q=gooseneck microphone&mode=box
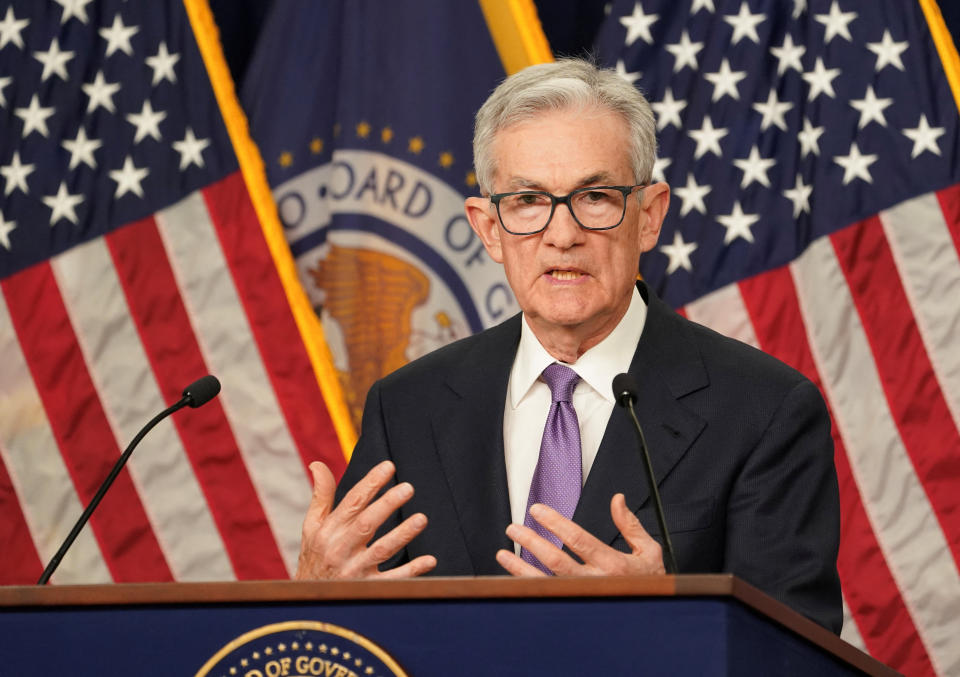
[612,373,678,574]
[37,375,222,585]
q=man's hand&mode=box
[495,493,665,576]
[295,460,437,580]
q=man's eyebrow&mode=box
[501,172,619,191]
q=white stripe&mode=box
[880,192,960,432]
[155,189,309,575]
[51,239,236,582]
[791,237,960,676]
[840,596,867,653]
[682,282,760,348]
[0,292,112,584]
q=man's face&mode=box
[466,107,669,350]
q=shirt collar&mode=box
[509,285,647,407]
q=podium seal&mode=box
[195,621,408,677]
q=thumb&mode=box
[610,493,656,553]
[307,461,337,520]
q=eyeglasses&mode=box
[488,185,645,235]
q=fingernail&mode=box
[411,513,427,528]
[529,504,544,518]
[398,482,413,498]
[375,461,393,477]
[505,523,519,538]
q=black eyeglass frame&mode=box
[488,184,647,235]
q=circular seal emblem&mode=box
[195,621,408,677]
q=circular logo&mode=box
[195,621,408,677]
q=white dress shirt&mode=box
[503,286,647,533]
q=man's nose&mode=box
[542,202,584,248]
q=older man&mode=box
[296,59,842,633]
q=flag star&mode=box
[82,71,122,114]
[619,3,658,46]
[849,85,892,129]
[704,58,746,102]
[733,146,776,188]
[651,88,686,130]
[802,57,841,101]
[770,34,805,75]
[0,6,29,50]
[126,100,166,143]
[752,89,793,132]
[691,0,714,12]
[815,1,856,45]
[660,231,697,274]
[14,95,55,138]
[54,0,94,24]
[1,151,34,195]
[61,127,102,170]
[33,38,75,82]
[798,118,825,157]
[723,2,765,46]
[867,30,908,72]
[652,156,671,183]
[42,181,84,225]
[109,156,149,198]
[834,142,877,185]
[902,114,945,158]
[792,0,806,18]
[99,13,139,57]
[665,30,703,73]
[674,173,711,216]
[146,41,180,85]
[0,75,11,107]
[717,201,759,244]
[689,116,728,159]
[783,175,813,217]
[614,59,641,85]
[173,127,211,169]
[0,209,15,250]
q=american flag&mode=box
[0,0,347,585]
[596,1,960,674]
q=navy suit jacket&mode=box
[336,282,842,633]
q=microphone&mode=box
[37,375,222,585]
[612,373,678,574]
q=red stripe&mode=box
[936,182,960,257]
[107,215,288,579]
[738,267,936,676]
[831,216,960,569]
[0,447,43,584]
[1,265,172,583]
[202,173,346,478]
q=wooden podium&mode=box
[0,575,896,676]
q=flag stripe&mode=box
[832,215,960,568]
[0,293,112,585]
[51,239,236,582]
[937,183,960,258]
[791,238,960,677]
[1,265,172,583]
[154,185,309,575]
[738,266,937,676]
[202,173,345,477]
[683,283,759,348]
[106,213,288,580]
[0,445,42,585]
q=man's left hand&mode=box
[495,493,665,576]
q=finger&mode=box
[304,461,337,522]
[362,512,429,567]
[527,503,612,569]
[354,481,416,543]
[505,522,581,575]
[495,548,547,577]
[610,493,658,553]
[376,555,437,579]
[329,460,396,528]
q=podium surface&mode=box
[0,575,895,676]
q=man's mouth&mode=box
[547,269,585,281]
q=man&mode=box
[296,59,842,633]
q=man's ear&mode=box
[638,182,670,253]
[465,196,504,263]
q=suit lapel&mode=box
[430,316,519,574]
[574,284,708,545]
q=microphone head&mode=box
[182,375,221,408]
[612,372,638,408]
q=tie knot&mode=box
[541,363,580,403]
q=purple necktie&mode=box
[521,363,582,573]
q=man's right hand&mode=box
[295,460,437,579]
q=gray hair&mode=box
[472,58,657,194]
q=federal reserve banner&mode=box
[241,1,548,433]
